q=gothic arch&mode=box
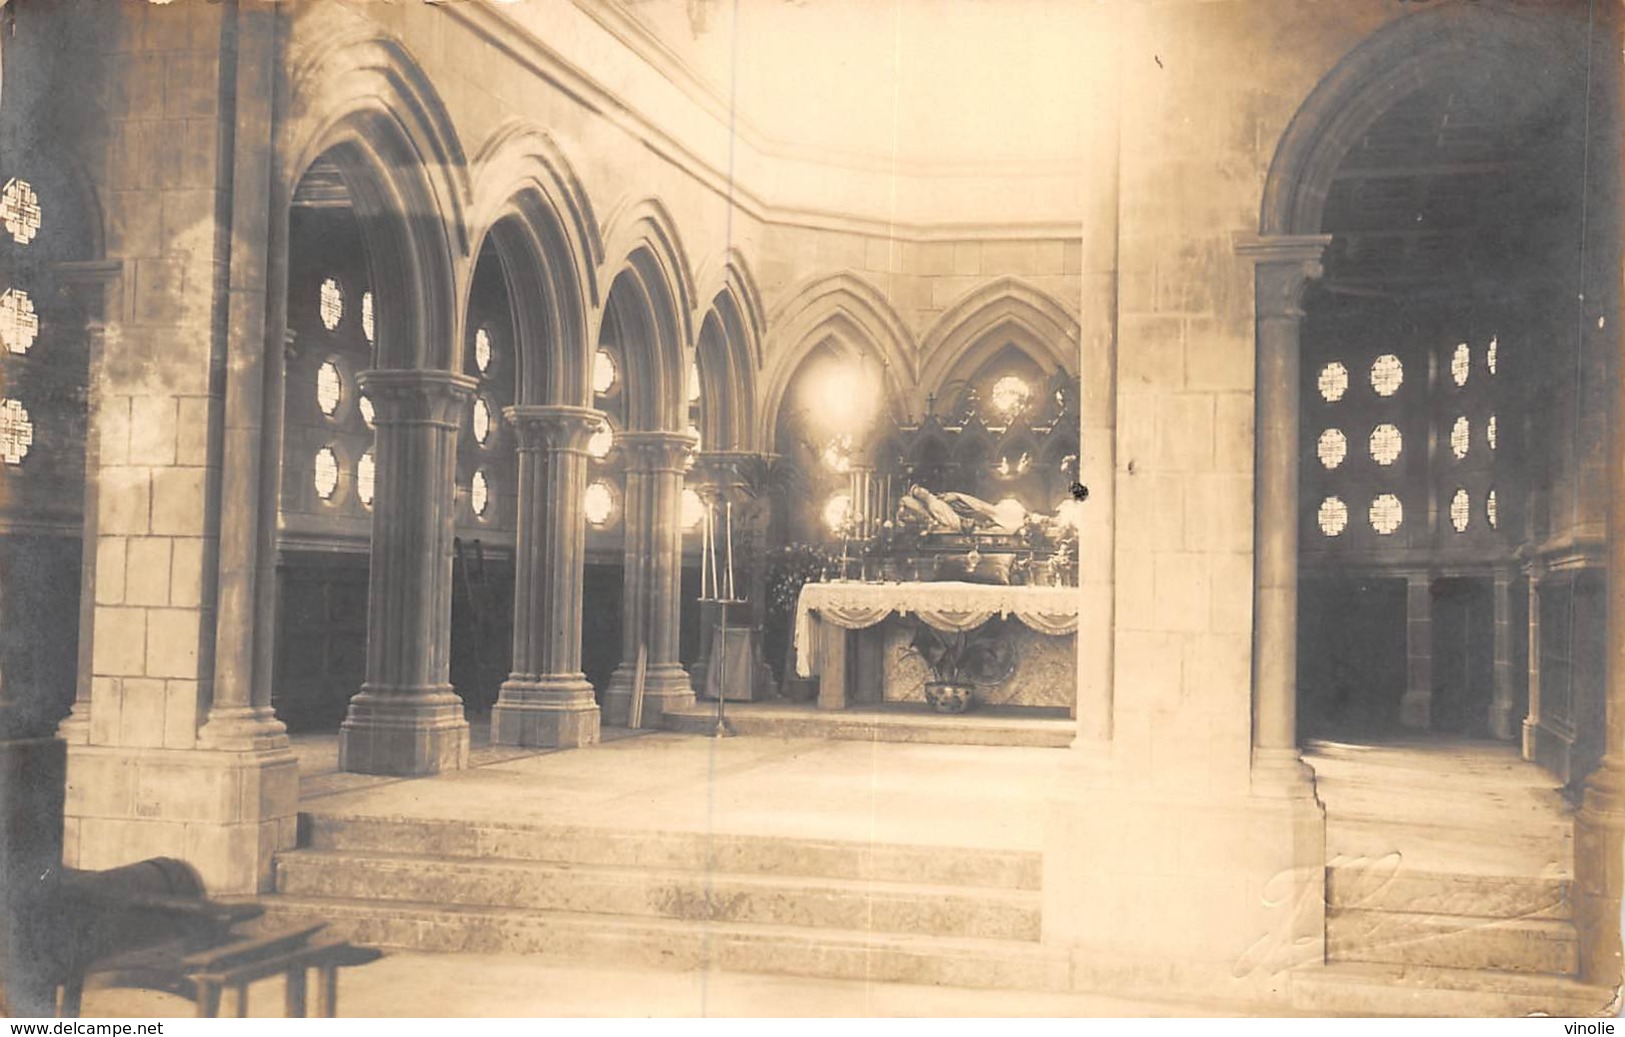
[916,277,1080,411]
[468,122,604,408]
[596,197,696,350]
[757,272,916,450]
[691,252,764,452]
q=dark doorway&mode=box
[1298,575,1407,742]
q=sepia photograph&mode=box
[0,0,1621,1021]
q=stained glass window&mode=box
[1370,354,1403,397]
[472,397,492,446]
[357,450,375,507]
[1318,496,1348,537]
[1317,428,1347,470]
[1369,493,1403,535]
[1450,488,1470,533]
[821,434,852,473]
[823,492,853,534]
[990,375,1033,419]
[586,480,617,526]
[474,327,492,374]
[358,393,375,428]
[681,487,705,531]
[1487,489,1499,530]
[1486,336,1498,375]
[313,446,339,500]
[0,398,33,465]
[0,288,39,355]
[1318,362,1349,403]
[1,179,40,245]
[587,420,613,460]
[593,349,618,395]
[1487,414,1497,451]
[1451,416,1470,460]
[319,277,343,331]
[1451,343,1471,388]
[316,360,342,417]
[470,470,490,517]
[361,290,375,345]
[1369,423,1403,466]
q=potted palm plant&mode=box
[903,619,1018,713]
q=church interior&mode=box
[0,0,1622,1018]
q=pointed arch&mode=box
[691,251,764,452]
[758,272,916,450]
[596,197,696,353]
[692,248,765,371]
[279,27,470,371]
[917,277,1081,408]
[468,122,603,407]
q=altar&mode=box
[793,581,1079,715]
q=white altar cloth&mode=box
[793,580,1079,679]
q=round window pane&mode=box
[1318,362,1349,403]
[1369,423,1402,466]
[316,360,342,417]
[586,480,616,527]
[361,290,375,345]
[0,398,34,465]
[990,374,1033,420]
[474,327,492,374]
[1487,488,1499,530]
[0,288,39,355]
[687,361,702,404]
[1318,496,1348,537]
[821,435,852,473]
[313,446,340,500]
[823,492,853,534]
[1487,414,1497,451]
[1317,428,1347,470]
[587,421,614,460]
[593,349,618,395]
[1,178,41,245]
[472,397,492,446]
[1450,488,1470,533]
[1369,493,1403,536]
[357,450,376,508]
[1370,354,1403,397]
[1487,336,1498,375]
[358,393,375,428]
[319,277,343,331]
[470,470,490,517]
[1451,343,1471,388]
[681,487,705,531]
[1451,415,1470,460]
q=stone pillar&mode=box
[491,405,603,748]
[339,369,476,775]
[1488,570,1517,741]
[603,430,697,727]
[1522,564,1546,761]
[1400,572,1433,730]
[1242,235,1330,793]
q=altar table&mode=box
[793,581,1079,712]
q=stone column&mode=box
[1488,570,1517,741]
[491,405,603,748]
[603,430,697,726]
[1400,572,1433,730]
[1239,235,1329,793]
[339,369,476,775]
[1522,563,1546,761]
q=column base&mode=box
[602,663,696,728]
[492,676,600,748]
[339,685,469,776]
[1487,701,1516,742]
[63,741,298,895]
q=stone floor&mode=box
[295,725,1060,851]
[78,954,1234,1017]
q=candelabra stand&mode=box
[699,592,746,737]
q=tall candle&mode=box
[705,501,718,600]
[725,501,736,600]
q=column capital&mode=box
[691,449,774,491]
[505,404,605,453]
[1235,234,1332,319]
[618,429,698,473]
[357,368,477,426]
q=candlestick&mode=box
[705,501,719,600]
[725,501,736,600]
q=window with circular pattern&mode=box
[1369,493,1403,535]
[474,327,492,375]
[1,179,41,245]
[361,290,375,346]
[822,491,853,534]
[316,360,342,417]
[358,393,375,428]
[470,469,491,518]
[585,479,617,527]
[357,450,376,508]
[0,398,34,465]
[1317,428,1347,470]
[313,446,340,500]
[1317,362,1349,403]
[1487,414,1497,451]
[1318,496,1348,537]
[593,349,618,396]
[1450,416,1470,460]
[1450,488,1470,533]
[0,288,38,355]
[1451,343,1471,388]
[1369,423,1402,466]
[1486,336,1498,375]
[681,487,705,531]
[587,420,614,461]
[990,374,1033,420]
[319,277,343,331]
[1370,354,1403,397]
[472,397,493,447]
[1487,488,1499,530]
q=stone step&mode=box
[1328,909,1579,975]
[274,850,1040,941]
[661,705,1074,749]
[1313,776,1572,831]
[254,895,1072,993]
[1327,862,1571,920]
[1323,817,1571,879]
[1290,961,1617,1018]
[302,814,1042,891]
